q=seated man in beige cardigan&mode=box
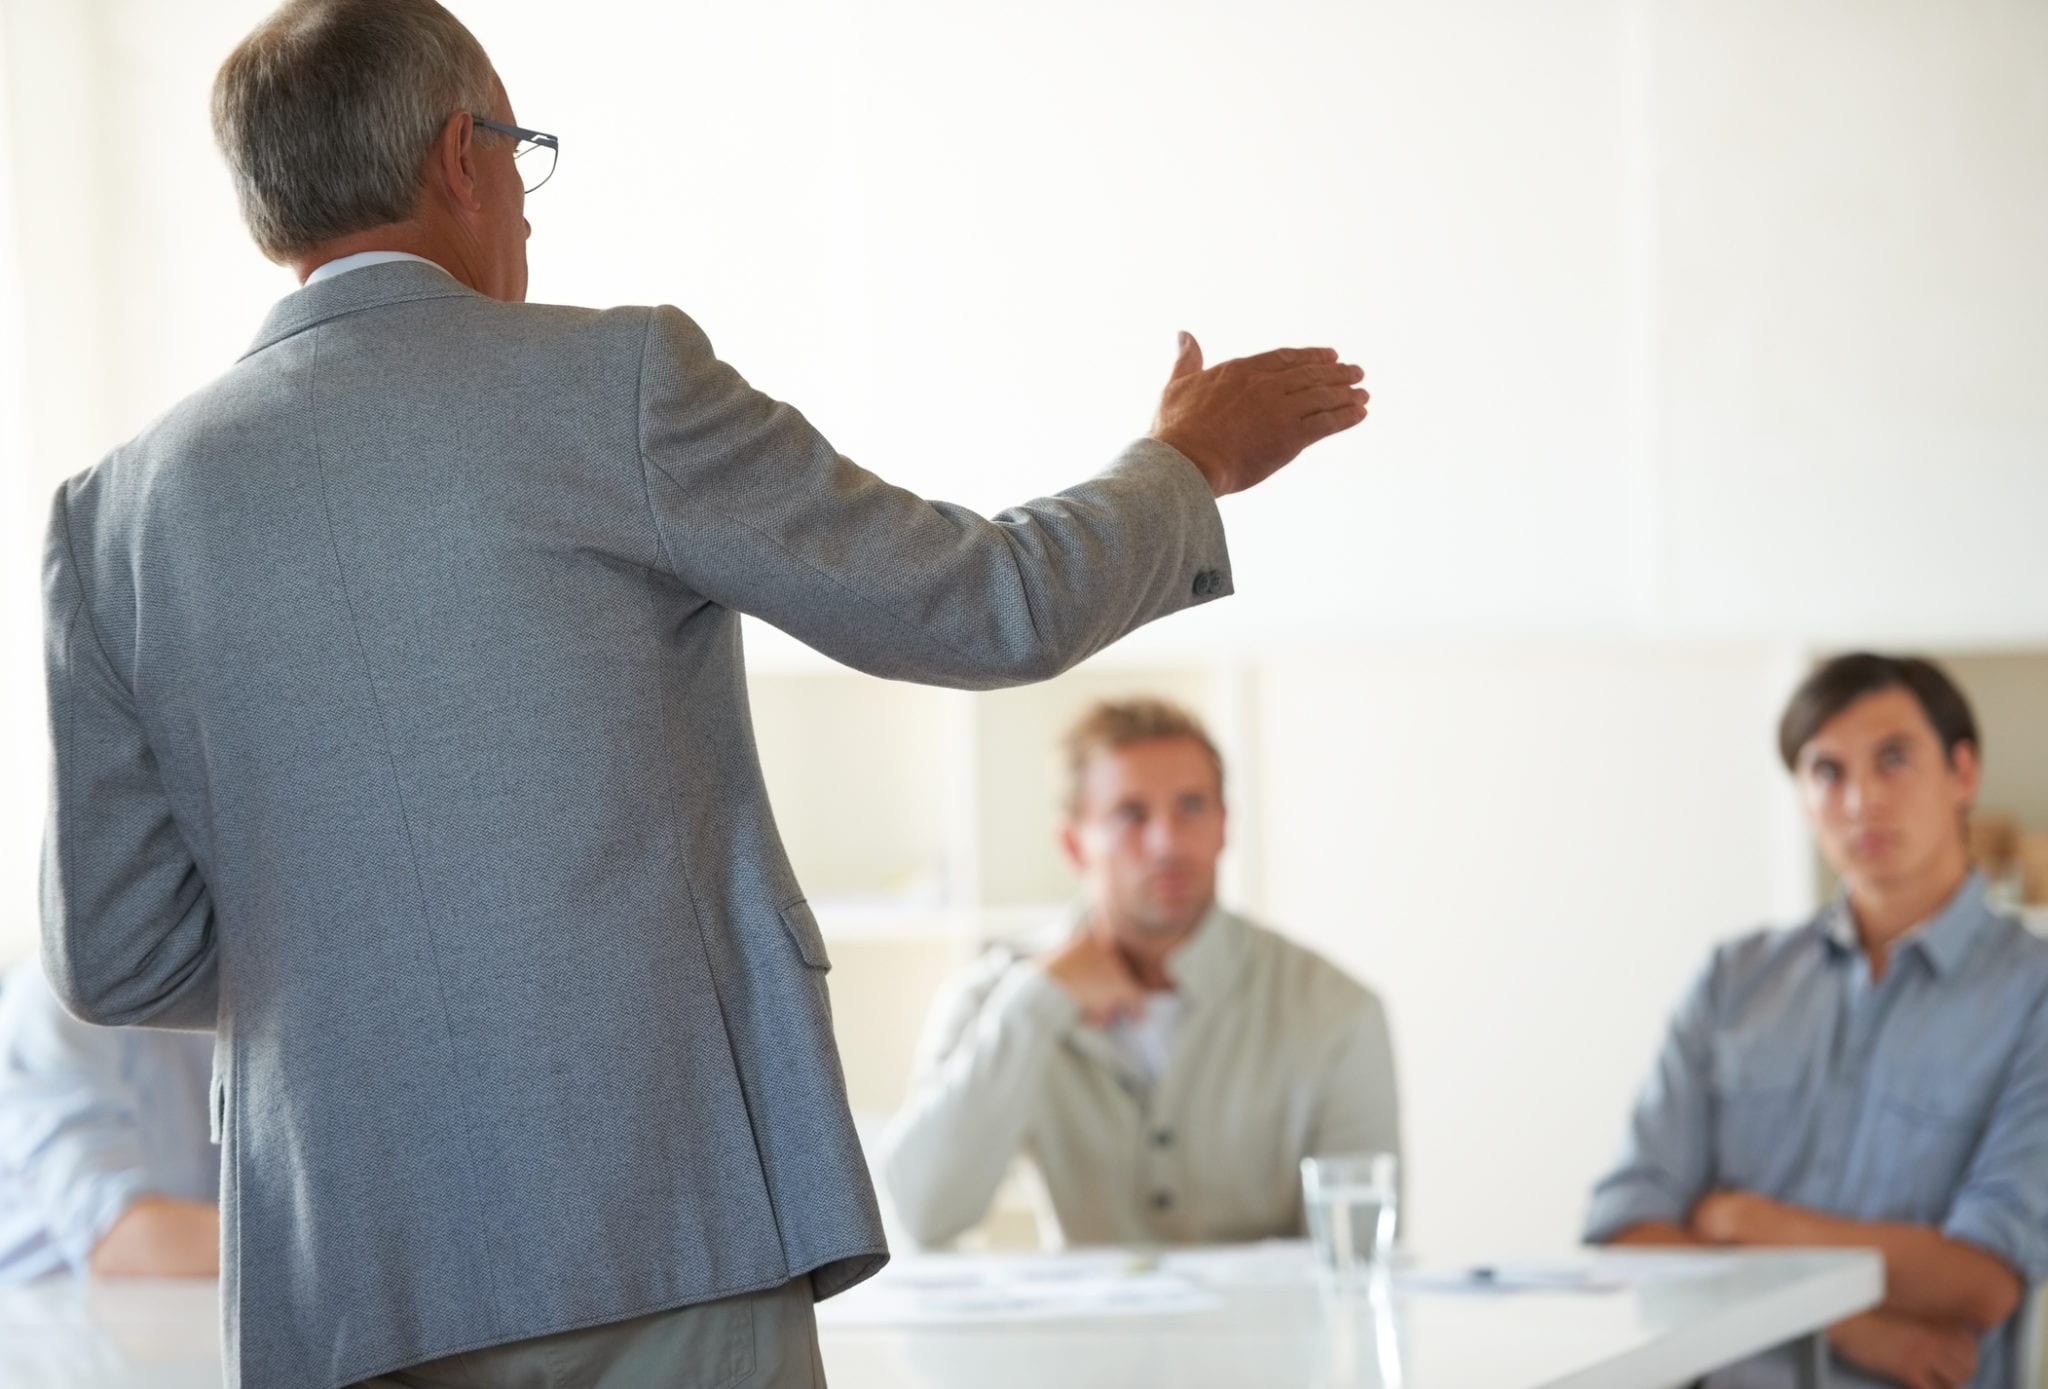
[880,698,1401,1248]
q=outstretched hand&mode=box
[1148,332,1368,497]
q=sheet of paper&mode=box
[1399,1253,1721,1295]
[818,1252,1222,1326]
[820,1244,1723,1325]
[1155,1239,1320,1283]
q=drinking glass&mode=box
[1301,1151,1399,1286]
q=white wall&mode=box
[0,0,44,975]
[1251,640,1811,1256]
[2,0,2044,1262]
[1652,0,2048,645]
[14,0,2048,645]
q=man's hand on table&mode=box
[1149,333,1368,497]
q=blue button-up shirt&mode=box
[1586,874,2048,1388]
[0,961,217,1282]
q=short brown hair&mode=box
[1777,653,1980,771]
[213,0,500,262]
[1061,698,1224,816]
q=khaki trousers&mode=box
[350,1278,822,1389]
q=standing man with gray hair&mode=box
[39,2,1371,1386]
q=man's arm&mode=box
[41,486,218,1030]
[88,1195,219,1277]
[1610,1170,1987,1383]
[1584,954,1721,1246]
[878,957,1081,1248]
[1936,980,2048,1319]
[1691,1191,2022,1331]
[0,966,216,1277]
[1614,1196,1984,1382]
[1690,987,2048,1333]
[1827,1311,1979,1389]
[634,309,1363,690]
[1604,1221,1700,1247]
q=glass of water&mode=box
[1301,1151,1399,1287]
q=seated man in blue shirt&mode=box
[1587,653,2048,1389]
[0,959,218,1281]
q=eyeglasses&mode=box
[472,117,559,194]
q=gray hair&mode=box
[212,0,500,263]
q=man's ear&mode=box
[1058,820,1085,872]
[427,110,483,214]
[1950,738,1983,805]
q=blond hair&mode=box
[1060,698,1224,816]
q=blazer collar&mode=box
[241,259,481,360]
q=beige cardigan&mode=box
[879,906,1401,1248]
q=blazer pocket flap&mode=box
[779,899,831,972]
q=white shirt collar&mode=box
[303,250,443,286]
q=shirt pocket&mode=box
[1857,1068,1994,1221]
[1709,1041,1808,1190]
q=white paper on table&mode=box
[1155,1238,1320,1283]
[1400,1252,1721,1295]
[818,1252,1222,1327]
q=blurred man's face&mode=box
[1795,687,1978,896]
[1061,737,1226,942]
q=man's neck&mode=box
[290,219,480,293]
[1093,904,1208,992]
[1845,854,1971,976]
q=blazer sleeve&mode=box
[632,305,1232,688]
[40,486,219,1031]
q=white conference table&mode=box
[0,1245,1879,1389]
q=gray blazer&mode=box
[40,260,1231,1389]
